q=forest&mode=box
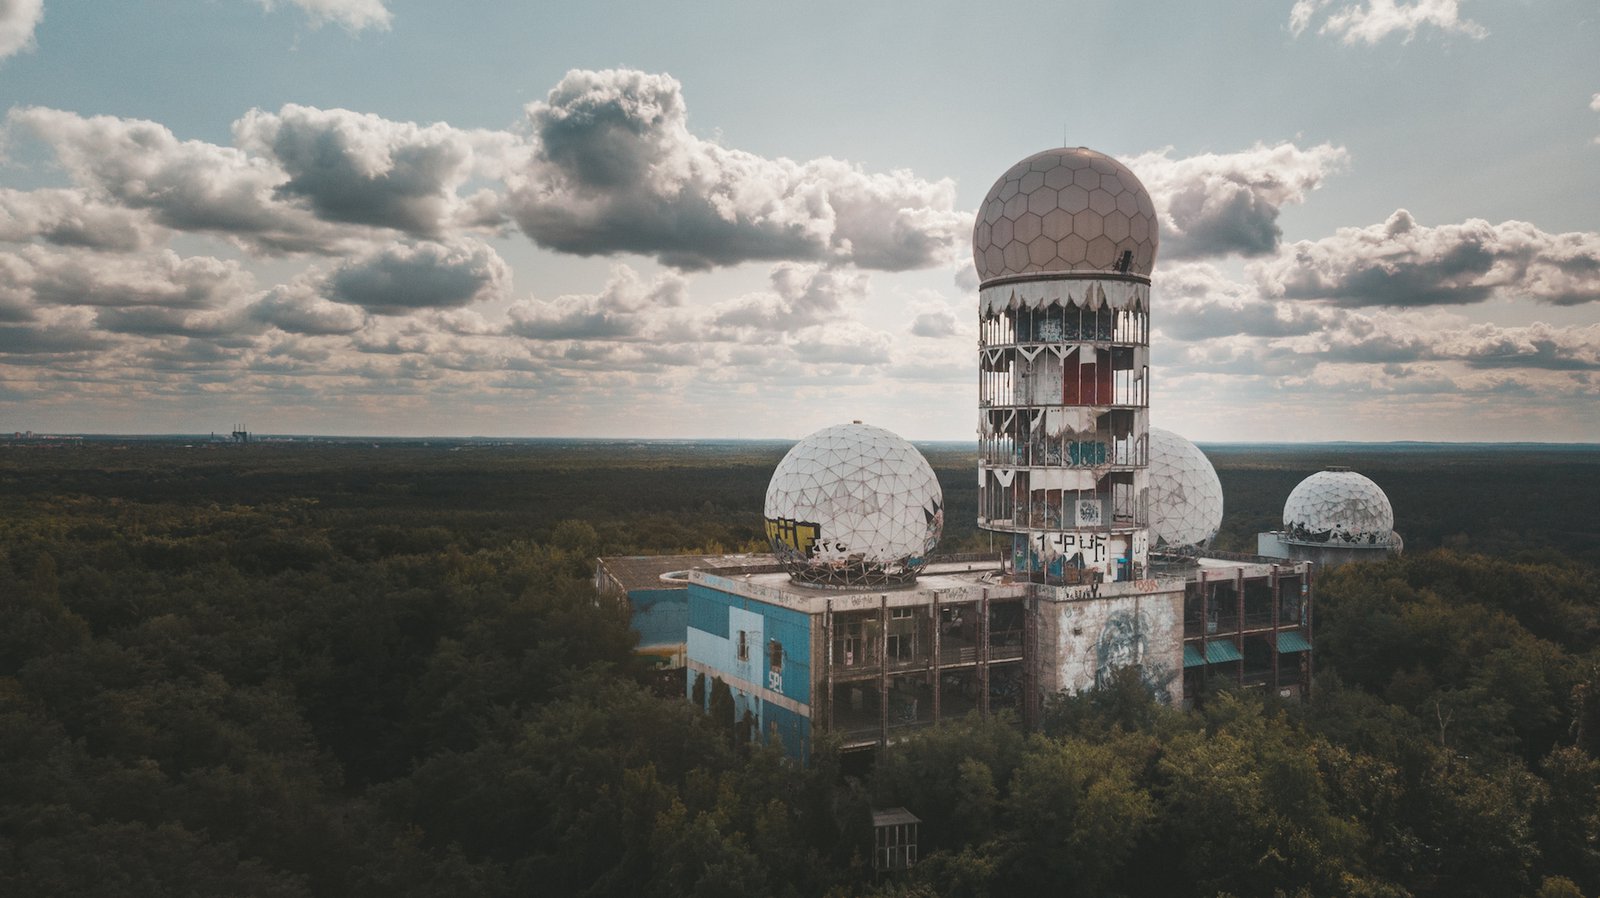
[2,438,1599,897]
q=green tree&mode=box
[996,734,1156,896]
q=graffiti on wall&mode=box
[1094,608,1175,703]
[765,516,821,560]
[1016,530,1114,580]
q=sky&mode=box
[0,0,1597,442]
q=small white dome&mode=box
[764,422,943,586]
[1147,428,1223,549]
[1283,468,1394,546]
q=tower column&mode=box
[973,148,1159,587]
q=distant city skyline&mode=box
[1,1,1596,442]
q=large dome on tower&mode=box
[972,147,1159,285]
[763,422,943,587]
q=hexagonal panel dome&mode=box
[1147,428,1224,549]
[973,147,1159,285]
[764,422,943,587]
[1282,468,1395,546]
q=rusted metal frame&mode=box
[1306,567,1316,700]
[978,589,991,716]
[931,595,942,725]
[1235,567,1246,687]
[824,600,835,733]
[1198,571,1209,691]
[1270,565,1281,692]
[1022,595,1038,728]
[878,595,889,746]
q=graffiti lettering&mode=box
[1060,582,1101,601]
[767,669,783,693]
[765,517,821,558]
[1134,578,1159,593]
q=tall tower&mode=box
[974,148,1159,585]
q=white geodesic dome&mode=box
[1147,427,1223,549]
[973,147,1160,284]
[1282,468,1395,546]
[763,422,943,586]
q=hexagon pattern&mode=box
[1282,469,1395,544]
[1147,428,1224,549]
[974,147,1159,284]
[764,423,943,585]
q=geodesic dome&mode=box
[763,422,943,587]
[973,147,1159,285]
[1147,427,1223,549]
[1282,468,1395,546]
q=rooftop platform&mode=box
[594,553,779,594]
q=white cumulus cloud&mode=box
[234,105,512,237]
[507,265,687,341]
[508,68,966,271]
[260,0,391,32]
[0,0,42,60]
[324,238,510,315]
[1255,209,1600,307]
[1290,0,1487,45]
[1124,142,1349,259]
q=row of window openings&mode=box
[731,618,928,673]
[736,630,784,670]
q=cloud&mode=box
[0,0,42,60]
[234,105,509,236]
[1,246,252,310]
[1255,210,1600,307]
[10,73,965,275]
[709,264,865,333]
[508,68,966,271]
[507,264,686,340]
[1124,142,1348,259]
[1285,312,1600,372]
[909,306,958,338]
[1155,262,1343,341]
[1437,322,1600,371]
[247,284,365,335]
[0,188,162,251]
[1289,0,1487,45]
[325,238,510,315]
[0,324,105,354]
[260,0,392,32]
[1148,257,1600,415]
[8,107,359,255]
[1592,93,1600,145]
[91,305,243,338]
[1151,249,1600,422]
[789,321,892,366]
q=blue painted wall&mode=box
[686,581,816,760]
[628,587,688,649]
[762,700,810,759]
[686,583,812,706]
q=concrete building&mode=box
[600,548,1311,757]
[597,148,1318,761]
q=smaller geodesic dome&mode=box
[1282,467,1395,547]
[764,422,943,587]
[1146,427,1223,549]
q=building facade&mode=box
[657,553,1312,758]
